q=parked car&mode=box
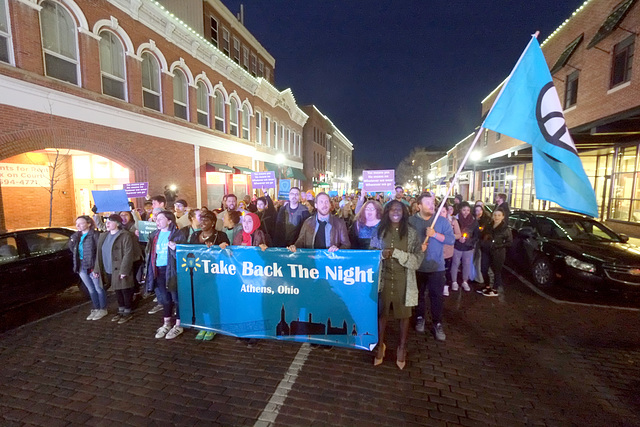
[506,210,640,292]
[0,227,79,310]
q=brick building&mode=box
[440,0,640,231]
[0,0,310,229]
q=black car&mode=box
[507,210,640,292]
[0,227,79,310]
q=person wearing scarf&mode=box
[233,212,268,250]
[450,202,480,292]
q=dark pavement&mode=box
[1,272,639,427]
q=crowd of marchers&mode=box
[68,186,511,369]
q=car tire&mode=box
[532,255,554,288]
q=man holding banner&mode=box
[289,192,351,252]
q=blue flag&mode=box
[483,36,598,217]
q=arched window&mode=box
[40,0,78,84]
[242,105,250,140]
[99,30,125,100]
[196,81,209,126]
[141,52,161,111]
[0,0,12,64]
[214,90,225,132]
[173,68,188,120]
[229,98,239,137]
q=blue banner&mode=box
[176,245,380,350]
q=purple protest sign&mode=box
[251,171,277,189]
[123,182,149,198]
[362,170,395,192]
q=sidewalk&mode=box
[1,273,639,426]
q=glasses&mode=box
[364,207,377,211]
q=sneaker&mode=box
[148,304,163,315]
[155,324,171,339]
[433,323,446,341]
[195,330,207,340]
[443,285,450,297]
[461,282,471,292]
[415,316,425,333]
[451,282,459,291]
[481,288,499,297]
[246,338,258,348]
[165,325,183,340]
[153,296,158,303]
[203,331,216,341]
[111,313,123,322]
[92,309,108,320]
[117,313,132,324]
[86,309,97,320]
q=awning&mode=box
[233,166,254,175]
[263,162,279,172]
[287,167,306,181]
[206,162,234,173]
[315,182,330,188]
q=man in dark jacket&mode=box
[274,187,310,247]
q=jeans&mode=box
[481,248,505,289]
[451,249,474,283]
[115,288,134,312]
[79,269,107,310]
[153,266,178,318]
[416,271,445,324]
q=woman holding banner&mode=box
[350,199,382,249]
[189,210,229,248]
[370,200,423,370]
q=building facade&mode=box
[437,0,640,233]
[0,0,311,229]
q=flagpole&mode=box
[423,31,540,247]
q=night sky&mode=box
[223,1,585,168]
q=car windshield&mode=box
[535,216,622,242]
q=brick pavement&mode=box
[1,273,639,427]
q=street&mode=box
[1,271,639,427]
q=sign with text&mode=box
[362,169,395,192]
[251,171,276,189]
[123,182,149,198]
[0,163,50,187]
[137,220,157,242]
[176,245,380,350]
[278,179,292,200]
[92,189,130,212]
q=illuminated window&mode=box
[99,31,126,100]
[214,90,225,132]
[173,68,188,120]
[72,155,91,179]
[230,98,239,136]
[196,81,209,126]
[141,52,161,111]
[40,0,78,84]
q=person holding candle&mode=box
[450,202,480,292]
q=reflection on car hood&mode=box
[551,240,640,265]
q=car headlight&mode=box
[564,256,595,273]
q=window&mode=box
[483,129,488,146]
[209,16,218,47]
[173,68,188,120]
[40,1,78,84]
[496,132,501,142]
[611,35,634,88]
[258,60,264,77]
[265,67,271,81]
[99,31,125,100]
[196,81,209,126]
[280,126,285,151]
[0,237,18,265]
[265,116,270,147]
[287,129,291,153]
[222,28,230,56]
[230,98,239,136]
[242,105,250,140]
[242,46,249,70]
[214,90,225,131]
[0,0,11,64]
[255,111,261,144]
[273,121,278,149]
[565,70,579,108]
[250,53,257,76]
[232,37,240,64]
[141,52,161,111]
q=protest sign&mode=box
[362,169,395,192]
[176,245,380,350]
[137,220,157,242]
[251,171,276,189]
[92,189,130,212]
[123,182,149,198]
[278,179,291,200]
